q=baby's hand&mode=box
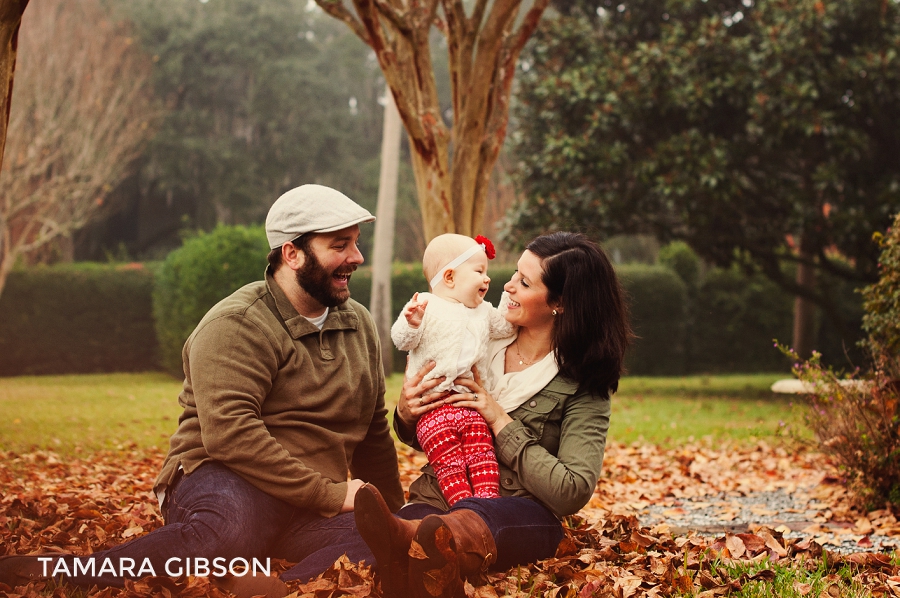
[404,292,428,328]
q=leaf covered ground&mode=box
[1,440,898,598]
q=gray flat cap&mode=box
[265,184,375,249]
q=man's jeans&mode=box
[60,462,368,587]
[57,462,563,586]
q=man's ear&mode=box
[281,242,306,271]
[442,268,456,288]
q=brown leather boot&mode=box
[407,510,497,598]
[0,555,56,588]
[354,484,420,598]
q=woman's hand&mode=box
[396,359,448,429]
[445,366,514,436]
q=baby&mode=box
[391,233,515,506]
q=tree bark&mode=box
[0,0,28,298]
[371,85,402,375]
[0,0,26,170]
[317,0,550,242]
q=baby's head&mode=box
[423,234,491,308]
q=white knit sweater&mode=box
[391,292,516,393]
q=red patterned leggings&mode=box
[416,403,501,506]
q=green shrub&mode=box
[785,345,900,508]
[784,214,900,508]
[862,216,900,362]
[153,225,270,374]
[0,263,157,375]
[658,241,701,290]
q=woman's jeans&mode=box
[57,462,563,586]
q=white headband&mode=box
[429,243,486,290]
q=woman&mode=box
[353,231,632,598]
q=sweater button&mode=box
[529,400,537,407]
[503,478,513,485]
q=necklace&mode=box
[514,339,546,366]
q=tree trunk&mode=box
[792,237,817,359]
[371,85,402,375]
[0,0,28,298]
[317,0,550,243]
[0,0,26,169]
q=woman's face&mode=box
[503,250,557,330]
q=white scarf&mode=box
[487,335,559,413]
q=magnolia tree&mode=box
[0,0,157,296]
[314,0,550,240]
[508,0,900,355]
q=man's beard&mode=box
[295,250,356,308]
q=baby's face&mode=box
[442,251,490,308]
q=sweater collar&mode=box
[265,268,359,338]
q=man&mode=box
[0,185,404,596]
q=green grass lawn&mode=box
[0,371,803,455]
[611,373,804,445]
[0,372,184,453]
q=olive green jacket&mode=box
[155,271,404,517]
[396,375,611,518]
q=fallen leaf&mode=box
[725,534,746,559]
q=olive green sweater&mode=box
[155,271,404,517]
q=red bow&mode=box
[475,235,496,260]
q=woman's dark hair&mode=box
[526,232,633,396]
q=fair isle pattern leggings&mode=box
[416,403,501,505]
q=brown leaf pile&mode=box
[590,440,900,545]
[482,514,899,598]
[1,441,898,598]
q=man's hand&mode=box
[340,479,366,513]
[403,292,428,328]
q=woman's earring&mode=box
[552,309,558,316]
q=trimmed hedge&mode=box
[618,265,688,375]
[691,268,794,373]
[0,263,157,375]
[0,247,864,377]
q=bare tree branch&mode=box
[508,0,551,56]
[372,0,411,34]
[469,0,490,32]
[313,0,371,44]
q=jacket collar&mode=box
[265,268,359,338]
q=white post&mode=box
[370,84,402,375]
